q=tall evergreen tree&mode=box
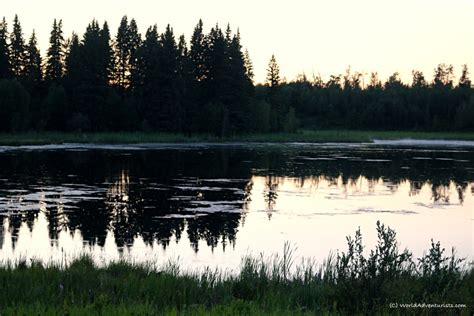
[243,48,254,83]
[189,19,207,83]
[115,16,129,88]
[45,19,65,83]
[177,34,189,76]
[64,20,114,130]
[177,34,193,132]
[200,24,229,135]
[64,33,82,121]
[187,20,209,132]
[79,20,112,87]
[265,54,283,131]
[64,33,80,82]
[115,16,141,91]
[0,17,11,79]
[24,31,42,85]
[133,25,161,129]
[127,19,141,76]
[205,24,227,103]
[9,15,26,77]
[23,30,44,130]
[99,22,114,83]
[266,54,280,88]
[158,25,181,131]
[225,29,253,132]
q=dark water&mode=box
[0,143,473,268]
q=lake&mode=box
[0,142,473,270]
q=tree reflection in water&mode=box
[0,145,472,255]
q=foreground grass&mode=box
[1,130,474,146]
[0,222,472,315]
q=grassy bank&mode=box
[1,130,474,146]
[0,222,472,315]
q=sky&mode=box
[3,0,474,84]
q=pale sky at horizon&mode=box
[2,0,474,84]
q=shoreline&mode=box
[0,231,472,315]
[1,130,474,146]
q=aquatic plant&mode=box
[0,222,472,315]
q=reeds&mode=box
[0,222,472,315]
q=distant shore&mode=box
[1,130,474,146]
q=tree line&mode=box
[0,15,472,134]
[259,63,474,131]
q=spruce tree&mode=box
[201,24,227,134]
[177,34,188,74]
[187,20,208,132]
[115,16,141,91]
[189,20,207,83]
[177,34,193,133]
[99,21,113,84]
[205,24,226,101]
[80,20,111,87]
[45,19,65,82]
[9,15,26,77]
[23,30,43,131]
[64,33,80,84]
[266,54,280,88]
[84,20,113,128]
[24,31,42,85]
[266,54,282,131]
[132,25,161,129]
[159,25,181,131]
[126,19,141,89]
[226,29,253,132]
[243,48,254,83]
[64,33,82,119]
[115,16,129,88]
[0,17,11,79]
[64,20,114,130]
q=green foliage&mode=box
[9,15,25,77]
[0,223,472,315]
[24,31,42,86]
[0,79,30,131]
[250,100,271,132]
[283,107,298,133]
[40,84,67,131]
[199,102,227,135]
[0,15,473,134]
[433,63,454,88]
[0,17,11,79]
[45,19,64,82]
[455,95,474,130]
[266,54,280,88]
[459,64,472,88]
[114,16,141,92]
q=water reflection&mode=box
[0,145,473,266]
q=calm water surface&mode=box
[0,143,473,269]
